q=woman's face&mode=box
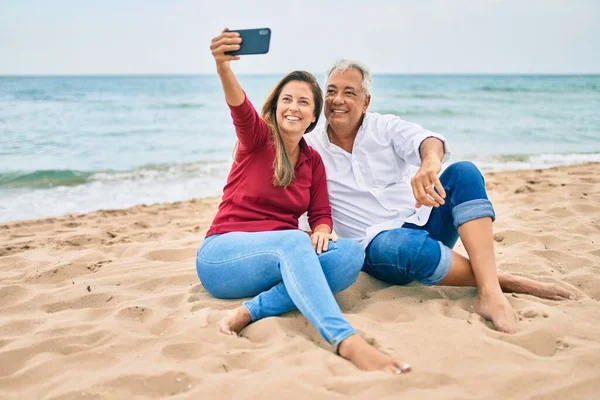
[275,80,316,139]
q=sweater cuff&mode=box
[310,217,333,232]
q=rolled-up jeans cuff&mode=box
[421,242,452,286]
[452,199,496,229]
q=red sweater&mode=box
[206,95,333,237]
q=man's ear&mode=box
[363,95,371,114]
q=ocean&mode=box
[1,74,599,223]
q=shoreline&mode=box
[2,162,599,227]
[1,163,599,398]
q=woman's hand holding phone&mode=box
[210,28,242,72]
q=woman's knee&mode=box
[332,239,364,272]
[322,239,364,292]
[278,229,313,250]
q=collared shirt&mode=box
[302,112,450,248]
[206,95,332,237]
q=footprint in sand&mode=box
[24,261,110,284]
[0,243,34,257]
[115,306,153,323]
[518,307,550,320]
[492,328,562,357]
[87,260,112,273]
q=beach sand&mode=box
[1,163,599,399]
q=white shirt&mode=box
[301,112,450,248]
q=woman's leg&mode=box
[198,234,364,322]
[214,237,366,334]
[196,231,409,372]
[197,230,355,344]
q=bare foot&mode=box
[217,306,252,336]
[476,290,518,333]
[503,275,575,300]
[337,334,411,374]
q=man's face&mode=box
[324,68,370,133]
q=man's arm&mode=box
[419,137,444,163]
[411,137,447,209]
[380,116,449,208]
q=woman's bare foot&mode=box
[500,274,575,300]
[217,306,252,336]
[337,334,411,374]
[476,290,518,333]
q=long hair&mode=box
[261,71,323,187]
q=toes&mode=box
[386,366,403,375]
[400,363,412,373]
[388,362,412,375]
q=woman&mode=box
[195,29,411,374]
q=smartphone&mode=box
[225,28,271,56]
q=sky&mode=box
[0,0,599,75]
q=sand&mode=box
[1,163,599,399]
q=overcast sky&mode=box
[1,0,598,75]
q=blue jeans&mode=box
[363,161,496,286]
[196,230,364,348]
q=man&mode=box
[303,60,573,333]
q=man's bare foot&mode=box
[217,306,252,336]
[501,274,575,300]
[337,334,411,374]
[476,290,518,333]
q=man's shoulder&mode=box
[361,112,400,139]
[304,124,327,148]
[364,111,403,126]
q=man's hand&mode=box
[411,155,446,208]
[310,231,338,255]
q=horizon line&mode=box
[1,72,600,78]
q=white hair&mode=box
[325,59,372,97]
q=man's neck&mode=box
[327,120,362,153]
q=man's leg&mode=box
[363,227,452,287]
[418,162,572,332]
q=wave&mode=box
[480,86,537,93]
[479,83,599,94]
[0,161,230,189]
[374,107,456,117]
[472,152,600,172]
[11,90,72,102]
[0,170,94,188]
[392,93,450,99]
[151,102,205,110]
